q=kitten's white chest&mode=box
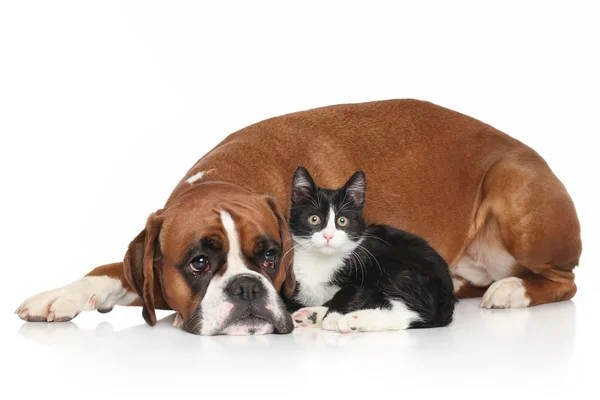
[293,249,342,307]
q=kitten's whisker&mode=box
[346,249,367,286]
[346,251,358,282]
[354,251,367,286]
[306,193,320,209]
[282,241,311,262]
[354,244,384,277]
[351,233,391,246]
[337,197,353,214]
[288,235,312,241]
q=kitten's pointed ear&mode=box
[292,166,316,204]
[344,170,366,208]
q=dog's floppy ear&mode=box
[123,211,164,326]
[265,196,296,299]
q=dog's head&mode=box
[123,182,295,335]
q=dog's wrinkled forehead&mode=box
[159,183,282,259]
[160,204,281,267]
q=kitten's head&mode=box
[289,166,367,256]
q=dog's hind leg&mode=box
[475,150,581,308]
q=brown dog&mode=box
[16,99,581,335]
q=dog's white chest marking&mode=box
[293,249,342,306]
[454,228,517,287]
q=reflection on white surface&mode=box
[10,299,581,399]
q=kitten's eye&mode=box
[189,255,211,275]
[308,215,321,225]
[337,216,348,227]
[263,249,277,268]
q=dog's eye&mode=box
[190,255,210,275]
[308,215,321,225]
[263,250,277,268]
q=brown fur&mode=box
[453,276,489,299]
[84,99,581,320]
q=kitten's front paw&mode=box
[323,309,405,333]
[292,307,327,328]
[336,311,378,333]
[322,312,348,333]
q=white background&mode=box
[1,1,598,399]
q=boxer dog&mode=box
[16,99,582,335]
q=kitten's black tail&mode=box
[408,293,458,329]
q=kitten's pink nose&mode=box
[323,233,334,242]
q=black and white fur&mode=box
[286,166,456,333]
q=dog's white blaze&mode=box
[220,211,246,275]
[322,300,420,333]
[16,276,138,321]
[481,277,530,309]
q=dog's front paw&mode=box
[16,276,135,322]
[292,307,327,328]
[16,286,94,322]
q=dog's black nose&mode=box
[227,275,264,301]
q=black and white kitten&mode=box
[286,166,456,333]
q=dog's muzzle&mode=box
[181,274,294,335]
